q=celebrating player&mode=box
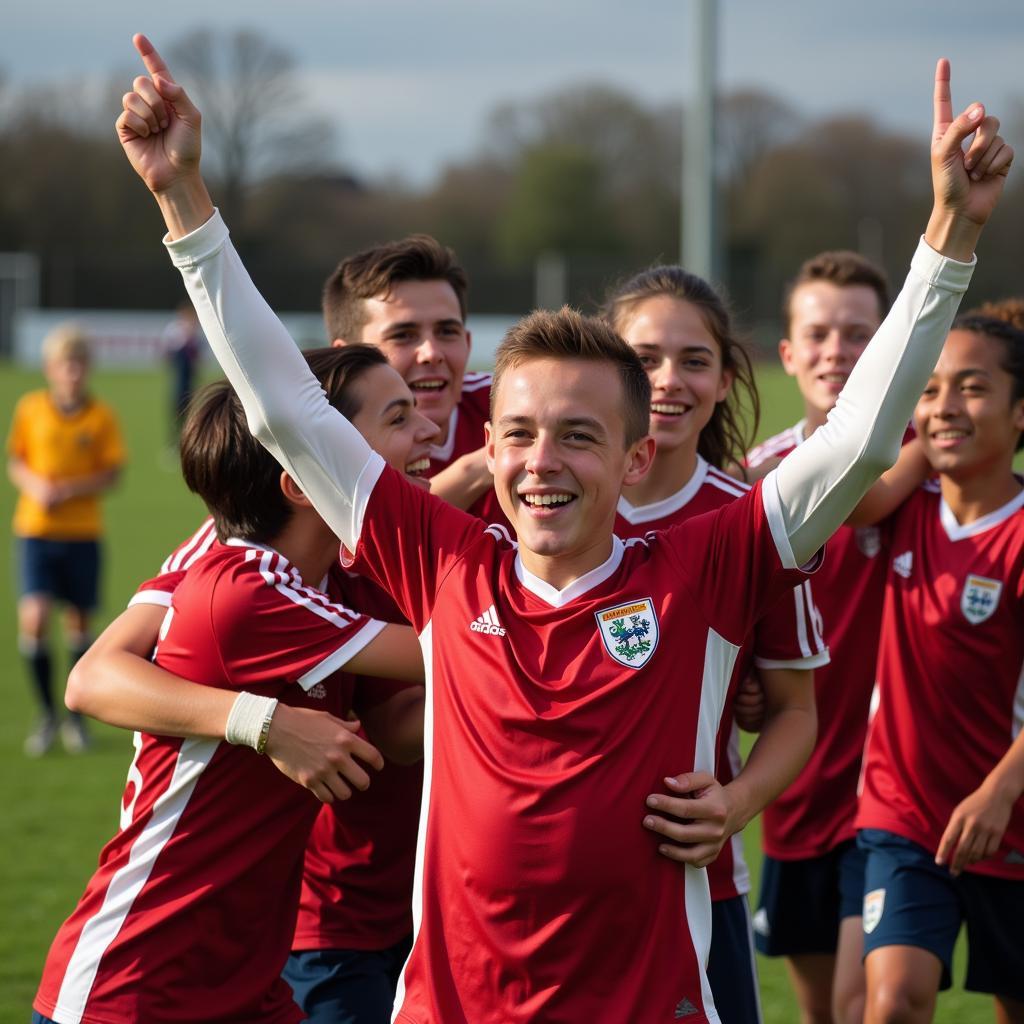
[855,311,1024,1024]
[32,355,430,1024]
[604,265,826,1023]
[118,35,1009,1022]
[744,250,901,1024]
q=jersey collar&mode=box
[939,486,1024,541]
[428,407,460,464]
[616,456,710,524]
[514,536,625,608]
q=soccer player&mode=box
[324,236,499,520]
[604,264,827,1023]
[743,250,906,1024]
[118,37,1009,1022]
[853,312,1024,1024]
[7,324,125,756]
[33,359,427,1024]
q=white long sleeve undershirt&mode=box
[166,211,974,568]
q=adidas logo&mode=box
[307,682,327,700]
[675,997,699,1018]
[893,551,913,579]
[469,604,507,637]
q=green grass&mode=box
[0,363,993,1022]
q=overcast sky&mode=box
[4,1,1021,187]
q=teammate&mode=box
[119,37,1009,1022]
[855,312,1024,1024]
[33,356,427,1024]
[744,250,903,1024]
[604,265,826,1023]
[324,235,498,520]
[7,324,125,756]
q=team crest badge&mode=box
[595,598,659,669]
[961,574,1002,625]
[863,888,885,934]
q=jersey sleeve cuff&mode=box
[128,590,173,609]
[163,208,230,267]
[755,649,831,671]
[911,235,976,292]
[761,470,823,573]
[295,618,388,691]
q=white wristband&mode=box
[225,692,279,753]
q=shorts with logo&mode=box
[18,537,101,610]
[754,839,865,957]
[706,895,762,1024]
[858,828,1024,1000]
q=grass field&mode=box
[0,361,993,1022]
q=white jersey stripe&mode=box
[705,473,750,500]
[394,622,437,1022]
[725,724,751,896]
[792,584,812,659]
[1013,656,1024,741]
[804,582,827,654]
[54,737,219,1024]
[295,619,388,690]
[164,519,217,574]
[687,627,740,1022]
[127,590,174,609]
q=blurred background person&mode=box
[162,298,204,450]
[6,324,125,755]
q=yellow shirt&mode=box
[7,389,125,539]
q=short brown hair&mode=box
[783,251,890,336]
[492,307,651,448]
[603,266,759,472]
[180,346,390,542]
[322,235,469,343]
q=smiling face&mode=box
[348,363,440,489]
[486,356,654,586]
[351,279,471,440]
[915,329,1024,483]
[617,294,733,460]
[780,281,883,425]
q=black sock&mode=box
[67,636,92,725]
[20,639,55,718]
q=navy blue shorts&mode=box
[754,839,865,957]
[31,1013,56,1024]
[706,895,762,1024]
[859,828,1024,1000]
[284,934,413,1024]
[18,537,101,610]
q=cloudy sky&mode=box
[4,1,1021,187]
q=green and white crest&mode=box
[595,598,659,669]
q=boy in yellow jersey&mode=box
[7,325,125,755]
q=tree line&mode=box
[1,28,1021,351]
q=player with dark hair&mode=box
[854,313,1024,1024]
[116,38,1009,1023]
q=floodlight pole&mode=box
[682,0,718,280]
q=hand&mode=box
[929,59,1013,234]
[935,779,1014,876]
[264,704,385,804]
[642,772,741,868]
[116,34,202,194]
[732,672,766,733]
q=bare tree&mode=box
[167,27,338,228]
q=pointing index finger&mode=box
[933,57,952,142]
[133,32,176,85]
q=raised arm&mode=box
[116,35,379,552]
[765,60,1012,566]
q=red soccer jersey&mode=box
[615,457,828,901]
[856,485,1024,879]
[132,521,425,955]
[426,371,507,528]
[350,463,814,1024]
[749,423,891,859]
[34,542,386,1024]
